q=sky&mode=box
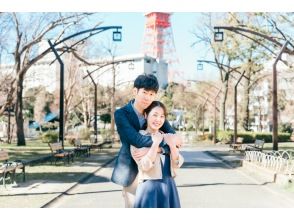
[3,0,293,83]
[94,12,199,81]
[97,12,206,81]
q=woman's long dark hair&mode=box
[142,101,167,129]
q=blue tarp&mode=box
[44,113,58,122]
[29,121,40,129]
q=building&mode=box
[82,54,168,89]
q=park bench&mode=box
[48,142,74,165]
[74,139,91,157]
[0,150,26,187]
[89,136,103,151]
[229,137,244,152]
[245,139,265,152]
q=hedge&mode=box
[217,131,291,143]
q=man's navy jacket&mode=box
[111,100,175,187]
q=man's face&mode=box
[133,88,156,110]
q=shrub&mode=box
[78,128,91,140]
[216,131,291,143]
[278,133,291,142]
[279,123,293,134]
[207,133,213,141]
[217,131,233,143]
[42,131,58,143]
[255,133,272,142]
[237,132,255,143]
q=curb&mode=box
[206,150,292,187]
[204,150,243,168]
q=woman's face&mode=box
[146,106,165,131]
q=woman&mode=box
[130,101,184,208]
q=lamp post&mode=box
[272,41,289,150]
[213,25,294,150]
[85,70,98,144]
[197,59,249,143]
[83,58,134,145]
[48,26,122,147]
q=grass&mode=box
[1,142,120,186]
[0,139,99,161]
[263,142,294,151]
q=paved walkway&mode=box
[0,149,118,208]
[1,143,294,207]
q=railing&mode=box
[245,150,294,178]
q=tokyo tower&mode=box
[142,12,183,84]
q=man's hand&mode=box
[132,147,149,161]
[164,134,183,148]
[174,134,183,148]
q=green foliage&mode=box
[100,113,111,124]
[279,122,293,134]
[278,133,292,142]
[217,130,233,143]
[216,131,291,143]
[253,133,271,142]
[236,132,255,143]
[41,131,58,143]
[41,122,58,131]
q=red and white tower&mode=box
[142,12,183,84]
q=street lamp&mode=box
[213,25,294,150]
[197,62,203,71]
[83,58,134,145]
[272,41,290,150]
[197,59,249,144]
[113,30,122,41]
[186,80,222,143]
[128,61,135,71]
[214,28,224,42]
[48,26,122,147]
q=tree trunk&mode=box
[242,72,250,131]
[110,63,116,148]
[219,77,229,131]
[15,74,26,146]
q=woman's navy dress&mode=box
[134,154,181,208]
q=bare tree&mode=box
[1,12,95,145]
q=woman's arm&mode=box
[131,133,163,171]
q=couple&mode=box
[111,74,184,208]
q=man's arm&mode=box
[160,120,175,134]
[115,109,152,149]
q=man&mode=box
[111,74,181,207]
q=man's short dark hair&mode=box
[134,74,159,93]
